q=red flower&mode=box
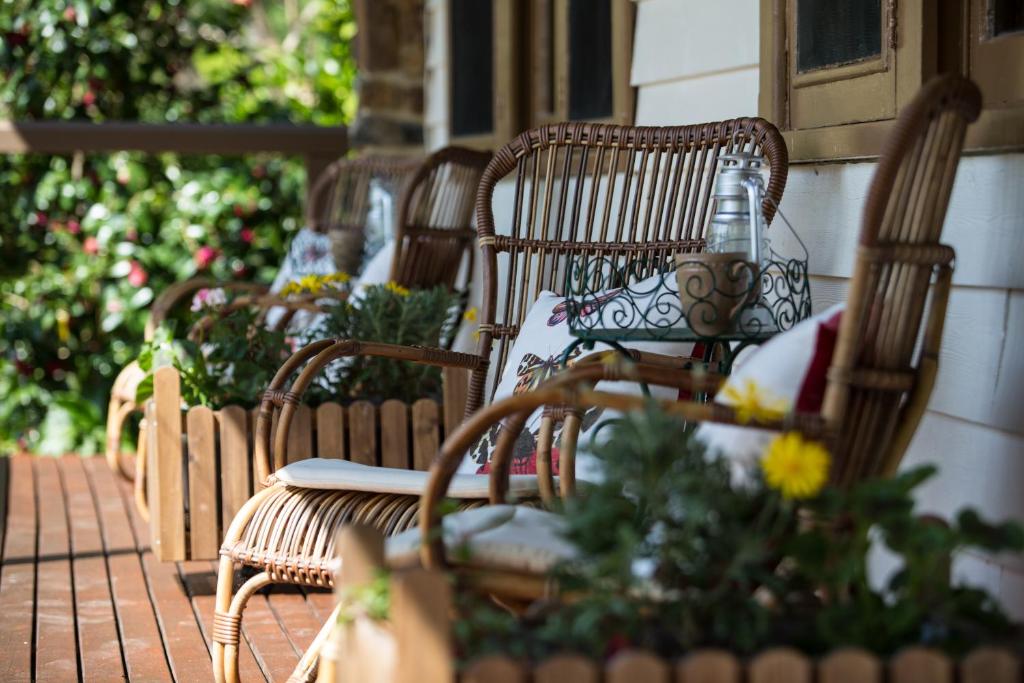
[233,0,253,7]
[14,359,33,377]
[67,220,81,235]
[34,211,47,227]
[127,260,148,287]
[194,246,220,269]
[63,7,76,22]
[240,227,254,244]
[126,227,138,242]
[233,204,245,217]
[82,91,96,107]
[83,236,99,255]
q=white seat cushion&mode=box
[272,457,545,499]
[385,505,576,574]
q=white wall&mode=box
[630,0,1024,617]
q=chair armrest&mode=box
[253,338,486,484]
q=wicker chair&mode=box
[415,75,983,599]
[211,118,788,683]
[103,154,419,480]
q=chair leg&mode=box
[289,603,342,683]
[213,565,273,683]
[212,485,279,683]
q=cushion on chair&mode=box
[264,228,338,329]
[461,289,699,476]
[272,457,546,499]
[695,303,843,466]
[385,504,576,574]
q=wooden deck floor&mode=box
[0,454,333,682]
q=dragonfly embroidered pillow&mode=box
[459,289,697,478]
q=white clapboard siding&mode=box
[631,0,758,87]
[772,156,1024,290]
[635,69,760,126]
[902,412,1024,573]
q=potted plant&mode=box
[326,403,1023,682]
[138,277,468,561]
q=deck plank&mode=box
[61,455,127,681]
[83,456,174,682]
[242,592,302,682]
[0,456,37,683]
[267,586,325,658]
[34,457,79,682]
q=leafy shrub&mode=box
[453,404,1023,661]
[0,0,356,453]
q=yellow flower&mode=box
[721,378,789,424]
[463,307,478,322]
[299,274,324,294]
[279,282,299,296]
[384,281,410,297]
[326,271,351,284]
[761,432,830,500]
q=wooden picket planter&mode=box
[321,528,1023,683]
[144,365,466,561]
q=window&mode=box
[759,0,1024,162]
[447,0,634,149]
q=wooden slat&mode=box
[287,404,315,465]
[0,456,36,683]
[411,399,441,471]
[267,587,324,657]
[678,649,741,683]
[316,402,346,459]
[442,366,470,436]
[534,654,600,683]
[607,650,669,683]
[348,400,378,466]
[83,456,172,682]
[33,458,77,682]
[380,399,411,469]
[151,366,186,561]
[749,648,812,683]
[187,406,220,559]
[61,455,126,681]
[961,647,1021,683]
[463,655,527,683]
[819,648,881,683]
[219,406,252,533]
[393,569,453,683]
[890,648,953,683]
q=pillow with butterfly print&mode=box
[460,289,699,480]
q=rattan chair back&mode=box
[468,119,789,411]
[821,75,981,485]
[390,146,493,291]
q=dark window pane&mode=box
[450,0,493,137]
[992,0,1024,36]
[797,0,882,73]
[569,0,613,120]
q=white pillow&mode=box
[696,303,844,470]
[460,289,698,477]
[265,228,337,329]
[350,240,396,304]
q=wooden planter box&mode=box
[144,365,466,561]
[324,529,1023,683]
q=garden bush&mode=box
[0,0,356,454]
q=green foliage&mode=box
[455,404,1023,662]
[0,0,357,453]
[137,283,459,410]
[307,284,460,404]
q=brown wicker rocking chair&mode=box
[414,75,983,602]
[211,118,788,682]
[104,154,419,480]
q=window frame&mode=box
[759,0,1024,163]
[446,0,634,151]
